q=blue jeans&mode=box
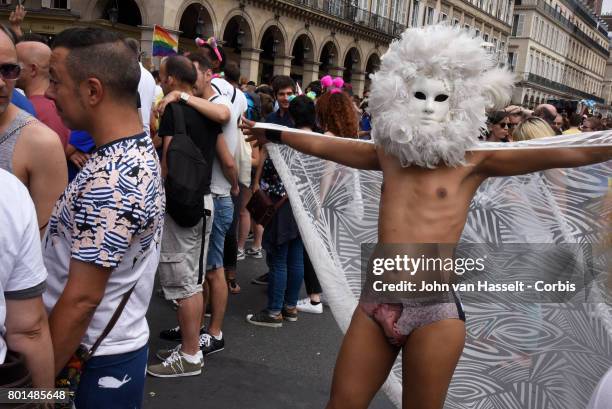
[74,345,148,409]
[206,196,234,270]
[267,237,304,314]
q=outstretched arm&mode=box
[477,146,612,177]
[241,118,380,171]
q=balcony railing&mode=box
[517,0,609,56]
[524,72,604,103]
[286,0,406,37]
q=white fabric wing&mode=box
[267,130,612,409]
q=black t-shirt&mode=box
[159,102,222,194]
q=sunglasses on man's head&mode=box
[0,63,21,80]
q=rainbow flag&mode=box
[152,25,178,57]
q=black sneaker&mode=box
[282,307,298,322]
[200,332,225,356]
[251,272,269,285]
[159,325,206,342]
[246,310,282,328]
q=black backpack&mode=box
[164,103,209,228]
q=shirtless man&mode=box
[242,25,612,409]
[0,27,67,235]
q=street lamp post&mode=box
[196,6,205,38]
[236,28,245,50]
[108,1,119,26]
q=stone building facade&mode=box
[0,0,414,96]
[507,0,608,108]
[406,0,514,65]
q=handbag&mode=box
[0,351,37,408]
[0,350,30,388]
[246,190,287,227]
[55,283,136,406]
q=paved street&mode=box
[143,251,394,409]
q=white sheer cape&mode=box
[258,124,612,408]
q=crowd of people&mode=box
[485,102,606,143]
[0,6,610,409]
[0,6,375,406]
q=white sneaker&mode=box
[296,298,323,314]
[237,248,245,261]
[147,350,203,377]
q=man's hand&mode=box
[9,4,26,38]
[231,184,240,197]
[69,150,90,169]
[240,117,269,148]
[156,91,181,117]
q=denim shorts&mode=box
[206,195,234,270]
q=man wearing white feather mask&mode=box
[242,24,612,409]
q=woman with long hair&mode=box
[315,91,359,138]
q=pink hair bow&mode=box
[195,36,223,62]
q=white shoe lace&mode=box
[199,333,212,348]
[162,350,184,370]
[297,298,310,306]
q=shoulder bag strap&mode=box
[85,283,137,361]
[170,103,187,138]
[197,209,212,284]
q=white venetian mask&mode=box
[406,77,451,128]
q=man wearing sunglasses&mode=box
[0,26,67,236]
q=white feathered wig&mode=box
[369,24,515,168]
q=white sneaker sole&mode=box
[246,315,282,328]
[296,305,324,314]
[147,368,202,377]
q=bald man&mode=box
[16,40,69,147]
[0,28,67,235]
